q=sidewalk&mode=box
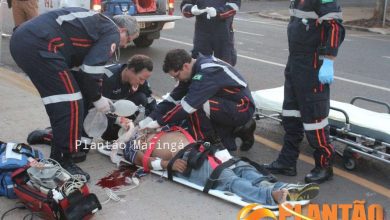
[255,3,390,35]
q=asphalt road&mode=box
[0,1,389,218]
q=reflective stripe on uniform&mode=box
[200,63,247,87]
[104,68,114,77]
[181,99,197,114]
[303,118,329,130]
[203,100,210,118]
[282,109,301,117]
[42,92,82,105]
[289,9,318,19]
[81,64,105,74]
[165,94,180,104]
[56,11,97,25]
[226,3,239,11]
[289,9,342,22]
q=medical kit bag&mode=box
[12,159,102,220]
[0,141,43,199]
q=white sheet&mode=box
[252,86,390,139]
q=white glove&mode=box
[139,116,153,129]
[93,96,113,113]
[144,120,160,129]
[191,5,203,16]
[205,7,217,19]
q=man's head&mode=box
[122,55,153,88]
[163,49,194,82]
[112,15,140,48]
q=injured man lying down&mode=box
[106,120,320,206]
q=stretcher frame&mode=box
[254,95,390,171]
[97,142,311,216]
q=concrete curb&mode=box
[257,12,390,35]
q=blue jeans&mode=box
[176,160,285,205]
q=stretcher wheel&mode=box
[343,157,357,171]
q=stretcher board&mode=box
[97,146,311,215]
[252,86,390,143]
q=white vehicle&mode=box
[38,0,181,47]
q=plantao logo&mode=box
[238,201,385,220]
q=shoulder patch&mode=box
[321,0,334,3]
[192,74,203,80]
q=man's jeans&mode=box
[177,160,285,205]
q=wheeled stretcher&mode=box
[252,86,390,170]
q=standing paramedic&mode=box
[140,49,256,151]
[264,0,345,184]
[10,7,140,180]
[180,0,240,66]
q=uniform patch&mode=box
[192,74,202,80]
[321,0,334,3]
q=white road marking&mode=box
[160,37,390,92]
[234,17,286,28]
[235,30,265,37]
[382,56,390,59]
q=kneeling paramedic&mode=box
[264,0,345,184]
[10,7,140,180]
[27,55,154,162]
[140,49,256,151]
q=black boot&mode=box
[263,160,297,176]
[27,127,53,145]
[304,166,333,184]
[50,149,90,181]
[234,118,256,151]
[71,142,91,163]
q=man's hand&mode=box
[172,159,187,173]
[205,7,217,19]
[93,96,113,113]
[318,58,334,84]
[191,5,204,16]
[139,116,153,129]
[115,117,131,130]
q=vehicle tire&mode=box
[133,36,154,48]
[343,157,357,171]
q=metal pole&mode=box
[0,0,4,64]
[384,0,389,27]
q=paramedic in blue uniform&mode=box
[180,0,240,66]
[264,0,345,184]
[140,49,256,151]
[26,55,154,162]
[79,55,156,152]
[10,7,140,180]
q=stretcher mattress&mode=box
[252,87,390,143]
[97,146,310,214]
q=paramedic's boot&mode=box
[304,166,333,184]
[234,118,256,151]
[51,149,90,181]
[263,160,297,176]
[27,127,53,145]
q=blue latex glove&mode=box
[318,58,334,84]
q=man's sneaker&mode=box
[284,183,320,201]
[263,160,297,176]
[62,162,90,181]
[27,128,53,145]
[305,167,333,184]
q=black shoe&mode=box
[304,167,333,184]
[27,128,53,145]
[234,118,256,151]
[284,183,320,201]
[62,161,90,181]
[263,160,297,176]
[71,151,87,163]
